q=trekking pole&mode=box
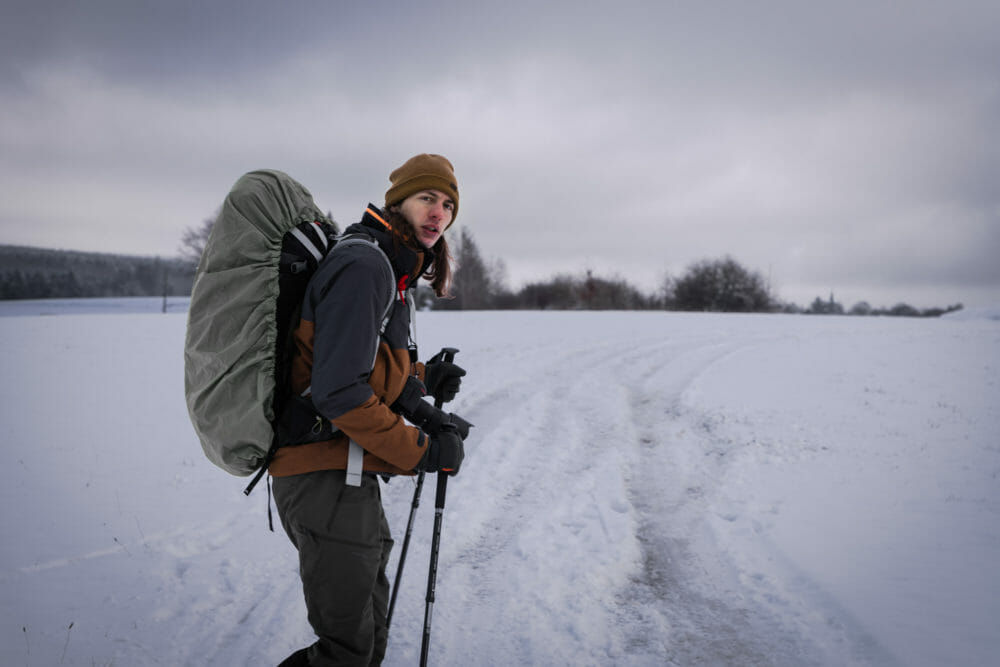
[386,348,458,630]
[420,354,458,665]
[420,347,458,667]
[386,472,423,629]
[421,457,450,667]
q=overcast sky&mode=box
[2,0,998,308]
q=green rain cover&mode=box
[184,170,329,476]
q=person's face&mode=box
[398,189,454,248]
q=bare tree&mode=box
[179,210,219,267]
[446,227,497,309]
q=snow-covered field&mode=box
[1,300,998,666]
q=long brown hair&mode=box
[383,206,453,298]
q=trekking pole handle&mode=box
[432,348,458,506]
[432,347,459,410]
[436,347,459,380]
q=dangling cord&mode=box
[267,475,275,532]
[407,287,419,363]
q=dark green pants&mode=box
[273,470,394,666]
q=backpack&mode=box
[183,169,393,494]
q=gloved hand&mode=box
[424,350,466,404]
[447,412,473,441]
[392,376,473,439]
[419,425,464,475]
[416,407,472,440]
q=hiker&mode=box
[271,154,470,667]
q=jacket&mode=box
[268,205,432,477]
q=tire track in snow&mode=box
[620,334,837,666]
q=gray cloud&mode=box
[1,0,998,308]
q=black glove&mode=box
[419,425,464,475]
[392,376,473,439]
[424,350,466,404]
[447,412,473,441]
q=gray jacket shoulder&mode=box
[307,237,394,311]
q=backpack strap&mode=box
[289,223,329,262]
[346,439,365,487]
[336,234,397,486]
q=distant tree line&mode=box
[0,245,193,300]
[436,231,962,317]
[787,293,964,318]
[0,218,965,320]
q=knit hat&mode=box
[385,153,459,225]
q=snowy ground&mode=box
[1,300,998,666]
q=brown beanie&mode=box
[385,153,459,224]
